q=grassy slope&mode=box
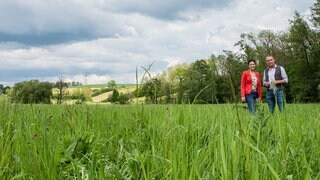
[91,86,136,103]
[53,84,138,103]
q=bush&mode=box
[118,93,129,104]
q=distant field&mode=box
[52,84,137,103]
[91,86,137,103]
[81,83,137,88]
[0,101,319,179]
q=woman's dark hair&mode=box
[247,59,256,65]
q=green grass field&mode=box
[0,99,319,179]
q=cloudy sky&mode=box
[0,0,314,86]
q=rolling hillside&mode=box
[91,86,136,103]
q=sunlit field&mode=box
[0,99,319,179]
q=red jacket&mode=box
[241,70,262,99]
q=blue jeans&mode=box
[266,89,284,113]
[245,91,258,113]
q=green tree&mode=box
[153,72,176,104]
[168,63,189,103]
[288,12,320,102]
[108,89,120,103]
[235,30,292,70]
[182,59,217,104]
[311,0,320,27]
[0,84,10,94]
[11,80,53,104]
[107,80,117,89]
[219,51,247,103]
[141,78,161,103]
[118,93,129,104]
[210,54,234,103]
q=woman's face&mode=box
[248,61,256,71]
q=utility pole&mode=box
[85,71,88,85]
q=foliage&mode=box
[81,87,92,101]
[181,59,217,103]
[311,0,320,27]
[108,89,120,103]
[0,84,10,94]
[11,79,53,104]
[167,64,187,102]
[106,89,130,104]
[107,80,117,89]
[287,12,320,102]
[141,78,162,103]
[67,88,92,103]
[118,93,130,104]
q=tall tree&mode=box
[168,63,189,103]
[210,54,236,103]
[108,89,120,103]
[311,0,320,27]
[220,51,247,102]
[182,59,217,104]
[288,12,320,102]
[141,78,161,104]
[107,80,117,89]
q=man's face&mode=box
[266,56,275,67]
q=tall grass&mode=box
[0,98,319,179]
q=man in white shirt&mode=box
[263,55,288,113]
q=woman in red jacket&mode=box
[241,59,262,113]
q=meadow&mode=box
[0,99,319,179]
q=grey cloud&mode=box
[108,0,232,20]
[0,32,104,46]
[0,1,122,45]
[0,0,232,45]
[0,67,115,82]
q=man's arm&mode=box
[262,69,270,87]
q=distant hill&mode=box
[80,84,137,89]
[52,83,138,104]
[91,86,136,103]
